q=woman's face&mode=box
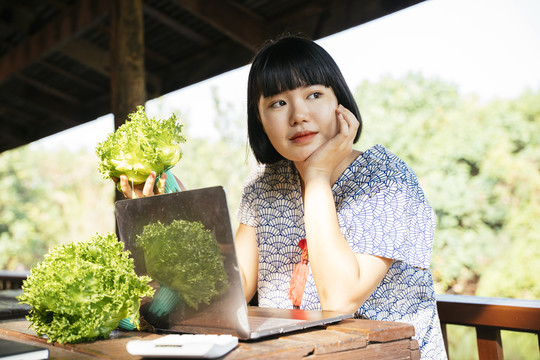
[257,85,339,162]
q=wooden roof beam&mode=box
[59,38,162,95]
[60,38,110,77]
[38,60,104,92]
[160,41,252,94]
[0,120,29,149]
[0,104,39,122]
[142,4,211,46]
[172,0,271,51]
[0,3,36,36]
[7,80,86,126]
[0,0,109,84]
[15,73,81,104]
[42,0,71,12]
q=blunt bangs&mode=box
[252,39,336,99]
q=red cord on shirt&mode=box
[288,239,309,308]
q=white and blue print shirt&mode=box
[238,144,447,359]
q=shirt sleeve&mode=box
[338,177,436,269]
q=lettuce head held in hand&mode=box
[96,106,186,191]
[17,233,154,344]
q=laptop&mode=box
[115,186,353,340]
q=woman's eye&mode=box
[308,92,322,99]
[270,100,286,108]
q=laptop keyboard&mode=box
[248,316,307,331]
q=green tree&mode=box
[0,146,115,270]
[474,90,540,299]
[354,73,540,298]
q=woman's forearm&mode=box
[302,177,364,312]
[235,223,259,303]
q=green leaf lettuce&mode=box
[17,233,154,344]
[136,219,228,309]
[95,106,186,190]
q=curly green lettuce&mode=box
[17,233,154,344]
[95,106,186,190]
[136,220,228,309]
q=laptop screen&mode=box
[115,186,250,337]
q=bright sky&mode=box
[34,0,540,150]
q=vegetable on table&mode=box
[95,106,186,192]
[136,219,228,310]
[17,233,154,344]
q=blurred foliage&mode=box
[354,74,540,299]
[353,75,539,359]
[0,147,115,270]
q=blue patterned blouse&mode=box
[237,144,447,359]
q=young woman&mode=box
[234,36,447,359]
[120,35,447,359]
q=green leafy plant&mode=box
[136,219,228,309]
[95,106,186,191]
[17,233,154,344]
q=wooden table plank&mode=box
[280,329,368,355]
[326,318,415,342]
[306,339,415,359]
[1,318,417,360]
[226,337,314,359]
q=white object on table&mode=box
[126,334,238,358]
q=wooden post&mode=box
[109,0,146,202]
[476,326,504,360]
[110,0,146,129]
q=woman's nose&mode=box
[289,101,308,126]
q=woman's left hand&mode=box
[117,171,167,199]
[296,104,359,183]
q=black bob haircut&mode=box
[247,35,362,164]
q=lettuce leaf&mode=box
[95,106,186,190]
[136,220,228,309]
[17,233,154,344]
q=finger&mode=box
[337,103,354,117]
[337,105,358,138]
[338,104,358,122]
[338,112,349,135]
[156,172,167,194]
[142,172,157,197]
[337,105,353,126]
[119,175,133,198]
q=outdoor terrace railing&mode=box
[0,270,28,290]
[436,294,540,359]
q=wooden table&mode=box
[0,318,419,359]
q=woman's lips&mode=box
[290,131,317,143]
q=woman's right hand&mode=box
[117,171,167,199]
[295,104,359,184]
